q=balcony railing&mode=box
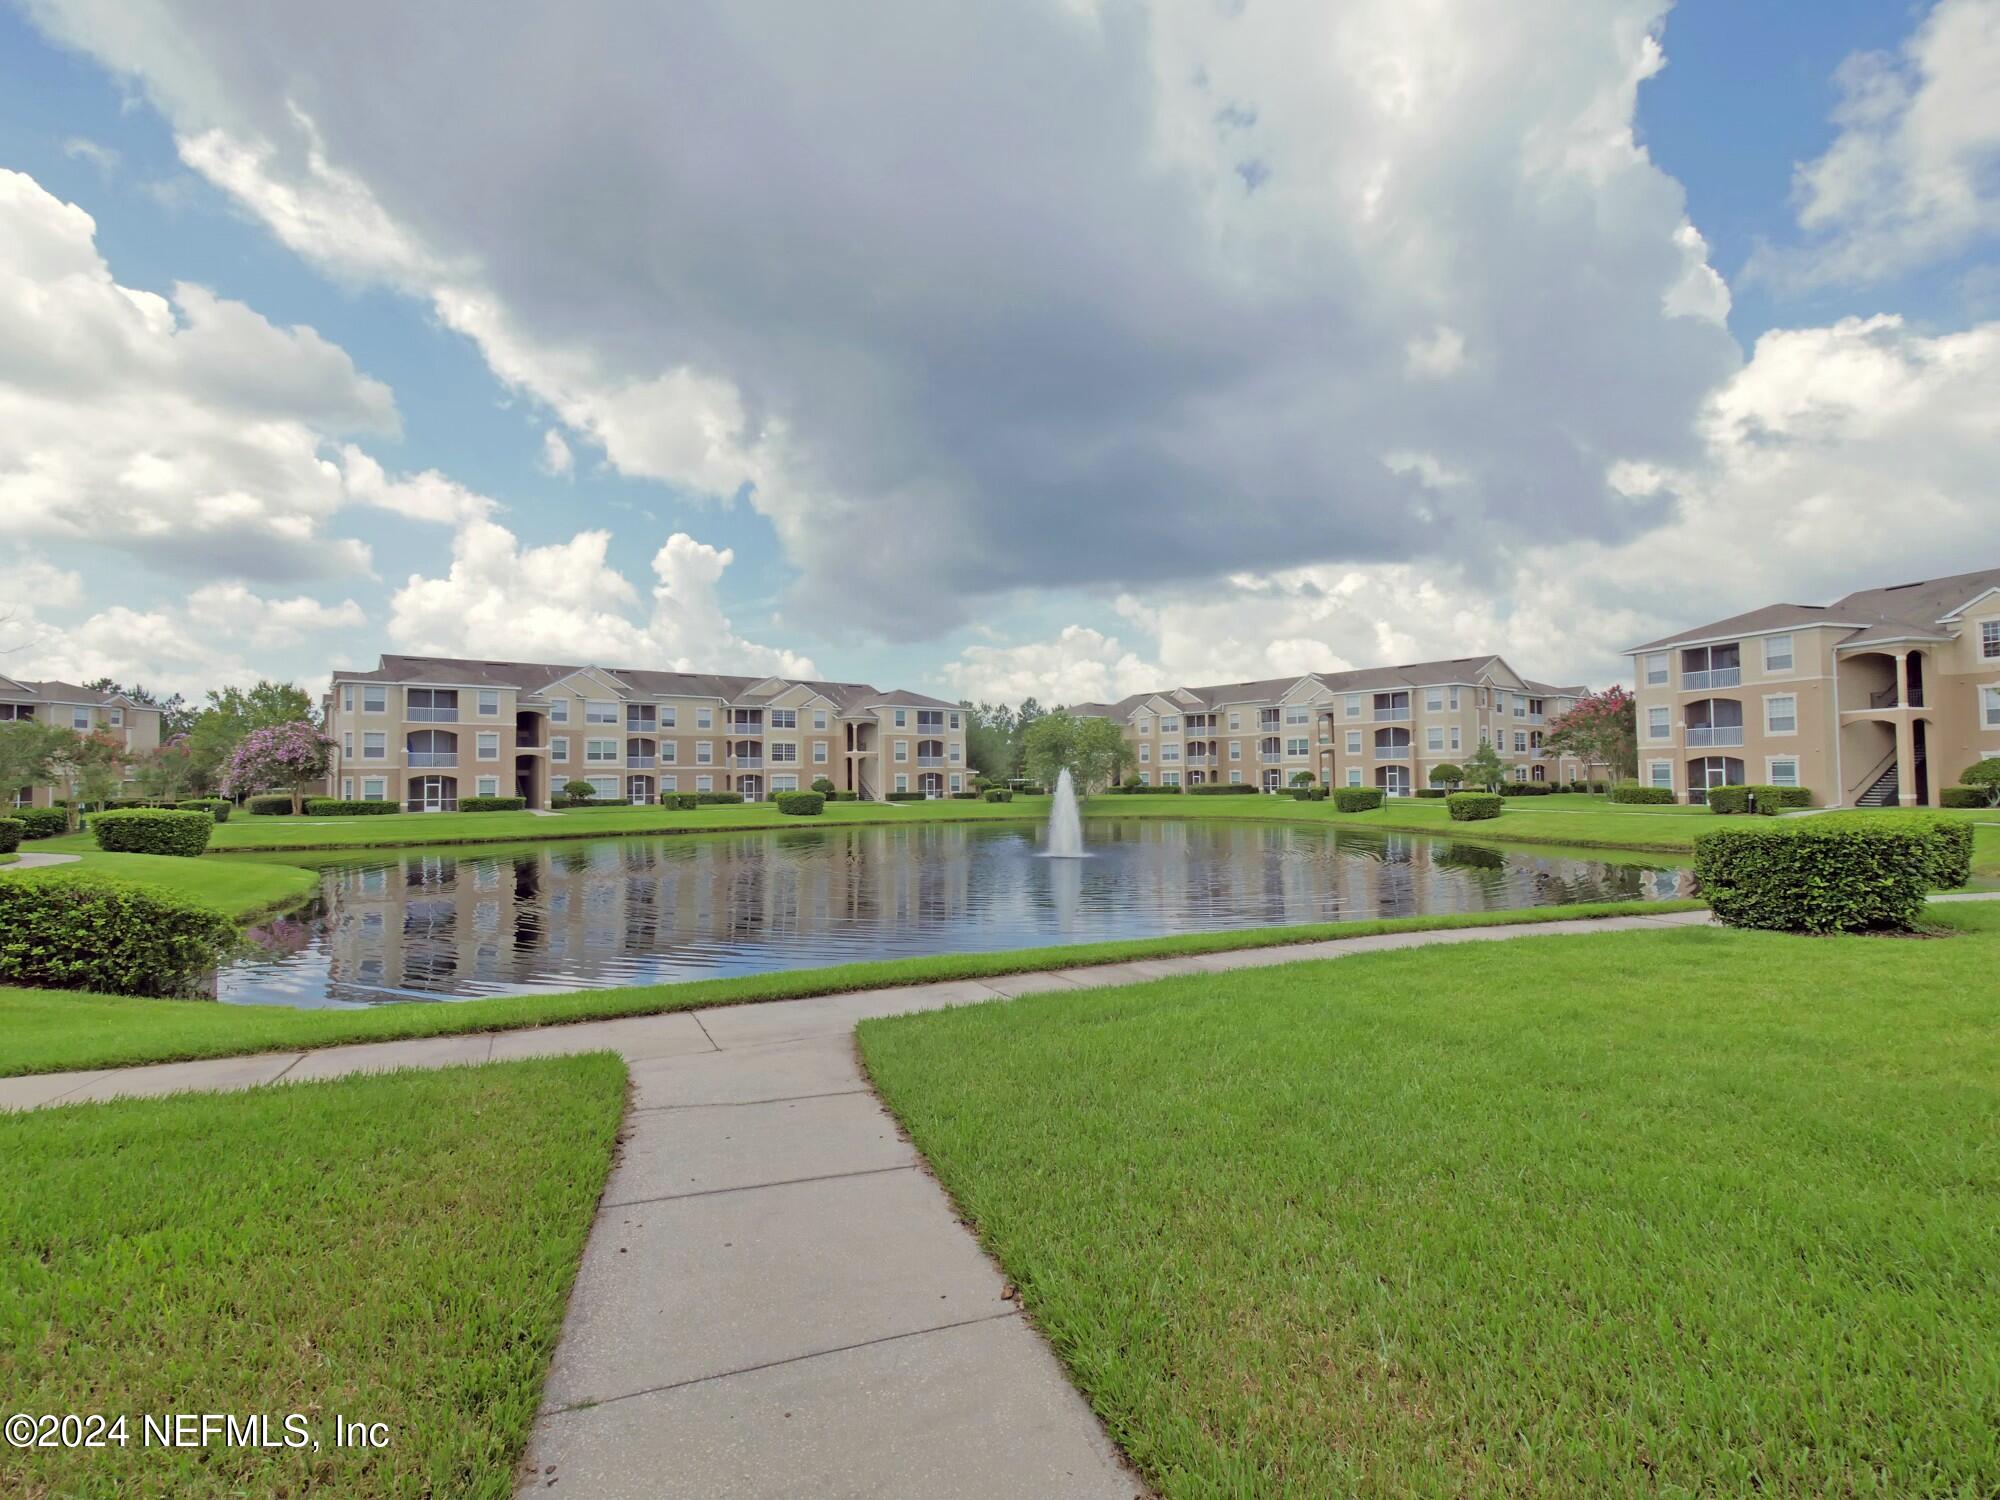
[629,755,656,768]
[917,755,945,766]
[1374,747,1411,759]
[407,752,457,767]
[1684,726,1744,748]
[1373,708,1411,722]
[1682,668,1741,690]
[407,707,458,723]
[1867,686,1924,709]
[733,757,764,769]
[729,724,764,736]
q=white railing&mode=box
[1683,667,1741,690]
[1685,726,1744,748]
[407,752,457,767]
[1374,708,1410,722]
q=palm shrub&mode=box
[1446,792,1503,821]
[89,808,215,857]
[0,870,237,996]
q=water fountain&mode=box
[1044,766,1087,858]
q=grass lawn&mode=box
[0,1055,624,1500]
[861,902,2000,1498]
[0,849,320,920]
[0,899,1701,1077]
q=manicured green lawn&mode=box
[0,1055,624,1500]
[0,850,319,920]
[0,900,1699,1077]
[861,903,2000,1498]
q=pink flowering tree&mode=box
[1539,686,1637,786]
[221,721,335,813]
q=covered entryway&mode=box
[408,775,458,812]
[918,772,944,797]
[627,775,655,805]
[737,775,763,801]
[1685,756,1744,806]
[1374,765,1411,796]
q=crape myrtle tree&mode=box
[135,737,199,802]
[1539,686,1637,786]
[1022,710,1135,794]
[1463,741,1507,792]
[188,680,319,793]
[221,721,335,814]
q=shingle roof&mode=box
[0,678,137,707]
[330,655,951,714]
[1069,655,1579,722]
[1626,565,2000,655]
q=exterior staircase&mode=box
[1856,767,1899,807]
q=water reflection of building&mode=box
[274,823,1687,1004]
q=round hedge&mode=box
[773,790,826,816]
[0,817,22,854]
[245,794,296,815]
[0,870,237,995]
[1446,792,1503,821]
[177,799,231,822]
[1332,787,1385,812]
[10,808,70,839]
[89,807,215,857]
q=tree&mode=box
[188,681,319,791]
[48,728,128,826]
[1289,770,1316,788]
[134,738,198,802]
[1961,757,2000,807]
[83,679,195,738]
[1021,710,1134,794]
[1013,697,1047,776]
[811,776,835,794]
[221,721,334,813]
[563,778,597,801]
[1427,762,1464,789]
[1463,741,1507,791]
[0,719,71,805]
[962,700,1020,781]
[1540,687,1637,785]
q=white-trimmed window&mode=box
[814,709,829,730]
[586,700,618,725]
[1229,741,1241,760]
[1344,694,1361,718]
[1982,620,2000,658]
[585,738,618,763]
[342,685,355,712]
[770,741,798,763]
[1163,770,1181,787]
[772,774,798,792]
[1284,706,1309,726]
[363,732,386,760]
[1228,713,1241,731]
[478,689,500,716]
[341,777,354,799]
[362,777,387,801]
[477,732,500,760]
[1425,689,1443,711]
[1426,727,1443,751]
[1764,695,1797,734]
[895,773,909,792]
[894,709,907,728]
[1767,758,1799,788]
[893,740,908,762]
[660,742,677,764]
[476,776,499,796]
[949,711,961,730]
[1514,765,1528,781]
[551,737,568,763]
[661,775,677,792]
[1345,730,1361,754]
[770,708,797,729]
[363,685,386,713]
[696,774,713,792]
[696,707,713,729]
[343,731,354,757]
[1449,687,1461,710]
[1513,731,1527,752]
[949,743,962,762]
[696,741,712,765]
[813,741,828,763]
[71,707,90,730]
[1345,768,1362,786]
[548,699,569,723]
[659,705,676,728]
[587,775,618,799]
[1644,654,1668,687]
[1647,705,1670,740]
[1286,738,1309,757]
[108,706,123,727]
[1158,744,1176,763]
[1137,771,1152,786]
[1764,634,1794,673]
[1984,686,2000,727]
[1229,769,1243,784]
[1450,727,1462,752]
[1162,716,1180,733]
[1647,761,1672,789]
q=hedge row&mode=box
[983,789,1013,803]
[1706,784,1815,815]
[951,791,981,800]
[459,795,528,812]
[177,798,231,822]
[0,870,237,995]
[246,795,297,815]
[1187,783,1259,797]
[886,791,928,801]
[774,790,826,816]
[1694,815,1968,932]
[89,808,214,857]
[0,817,21,854]
[1609,784,1675,805]
[829,790,860,801]
[1291,786,1329,801]
[1112,784,1182,795]
[1332,787,1384,813]
[1941,786,1987,808]
[1447,792,1503,822]
[303,799,402,817]
[1497,783,1555,797]
[1414,788,1449,799]
[9,808,68,839]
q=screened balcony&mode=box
[1684,699,1744,748]
[406,729,459,767]
[1680,644,1741,691]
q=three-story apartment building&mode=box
[322,656,969,809]
[1073,656,1590,793]
[1627,566,2000,806]
[1,675,164,807]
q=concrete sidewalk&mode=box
[3,907,1717,1499]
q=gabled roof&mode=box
[1625,564,2000,656]
[0,678,146,708]
[1072,655,1582,723]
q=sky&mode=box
[1,0,1996,707]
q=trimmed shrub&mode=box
[983,788,1013,803]
[11,808,69,840]
[302,798,401,817]
[1497,782,1554,797]
[1188,783,1259,796]
[0,869,237,996]
[811,777,836,795]
[177,799,231,823]
[1802,813,1971,891]
[695,791,745,805]
[1291,786,1329,801]
[951,790,981,799]
[89,808,214,857]
[1427,763,1464,790]
[1015,785,1047,796]
[1609,783,1675,805]
[246,794,297,815]
[1332,787,1385,813]
[0,817,21,854]
[1940,786,1983,809]
[460,795,528,812]
[1706,784,1815,815]
[886,791,928,801]
[774,790,826,816]
[830,790,860,801]
[1447,792,1503,822]
[1111,783,1182,795]
[1414,788,1448,799]
[1694,820,1949,932]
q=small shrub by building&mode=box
[1291,786,1329,801]
[1446,792,1503,821]
[1694,819,1956,932]
[0,870,237,996]
[694,791,745,805]
[0,817,21,854]
[245,795,297,816]
[774,790,826,816]
[983,788,1013,803]
[885,790,928,801]
[1112,784,1182,795]
[1940,786,1984,808]
[176,798,231,822]
[459,795,527,812]
[1188,783,1259,796]
[302,799,402,817]
[951,790,981,799]
[10,808,68,840]
[1414,788,1448,799]
[1609,784,1675,805]
[829,790,860,801]
[1705,784,1814,815]
[1956,758,2000,806]
[89,808,215,857]
[1332,787,1385,812]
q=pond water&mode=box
[221,819,1691,1008]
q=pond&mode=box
[222,819,1692,1007]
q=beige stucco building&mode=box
[1,676,165,808]
[1073,657,1592,794]
[1626,566,2000,806]
[323,655,969,809]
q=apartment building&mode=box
[1626,566,2000,806]
[0,675,164,808]
[1073,657,1590,793]
[322,655,968,810]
